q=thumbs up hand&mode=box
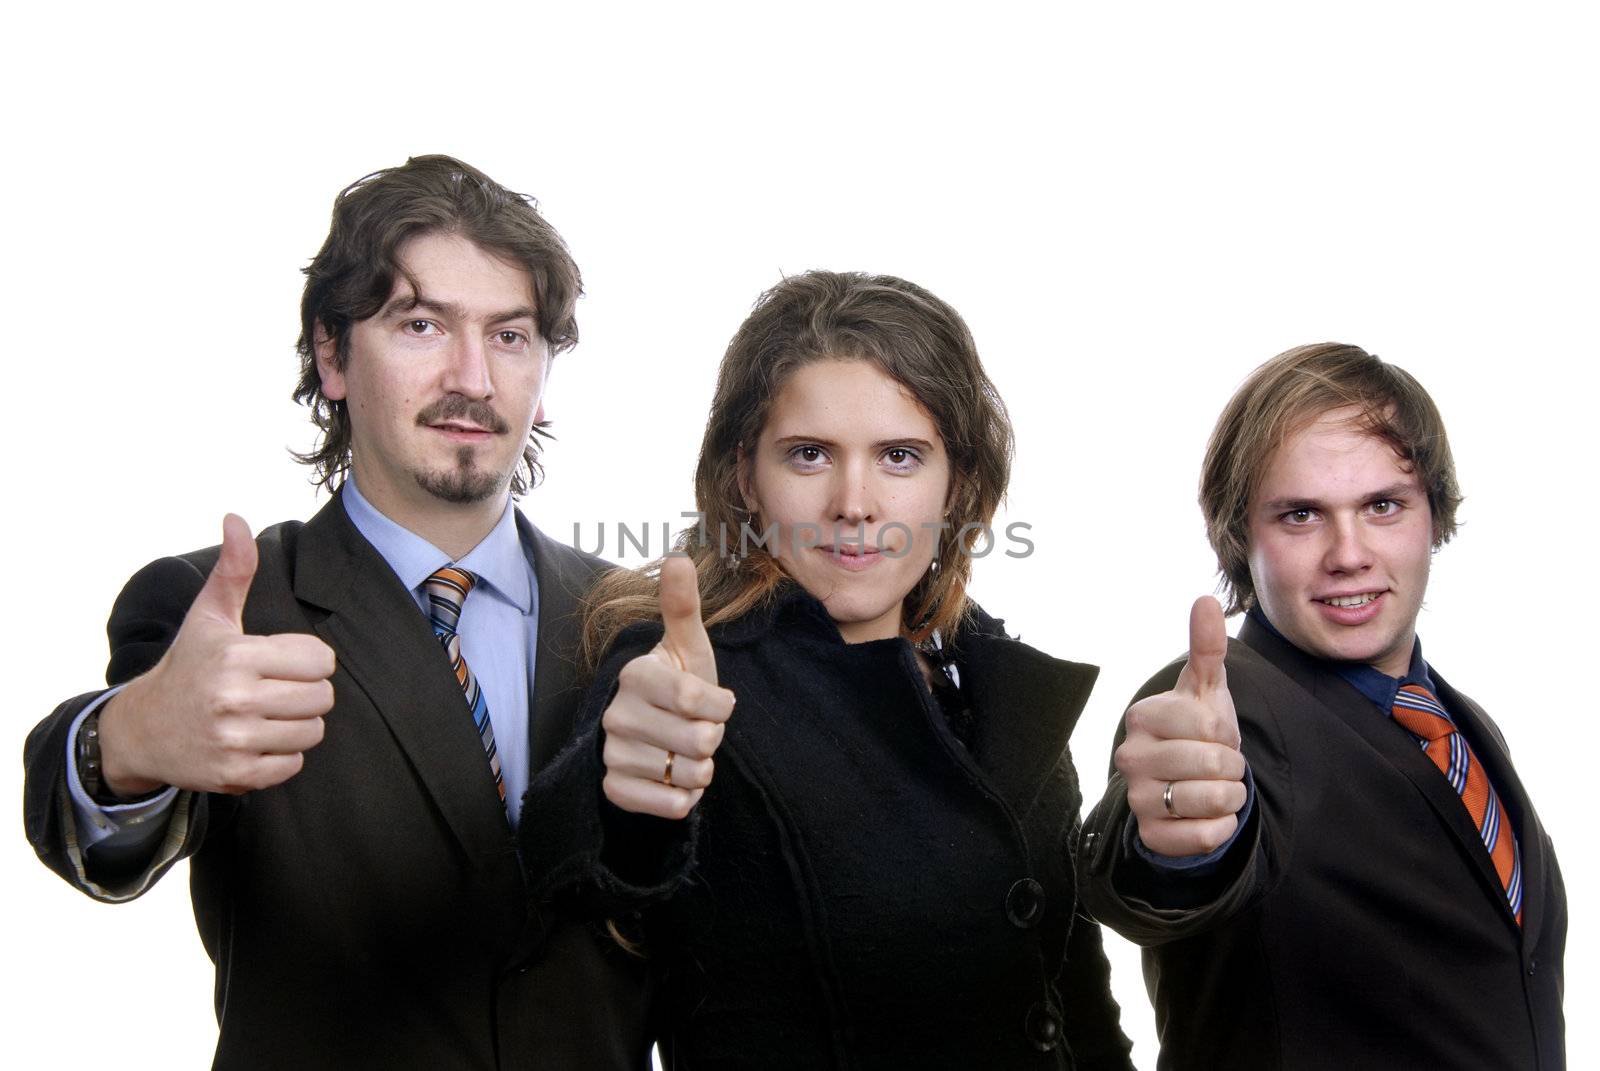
[97,515,337,797]
[601,555,736,820]
[1114,597,1248,857]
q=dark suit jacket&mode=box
[1078,616,1566,1070]
[23,492,652,1070]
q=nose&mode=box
[828,457,877,529]
[441,334,494,399]
[1322,514,1374,574]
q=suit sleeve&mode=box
[22,555,220,902]
[1075,653,1288,946]
[1058,814,1136,1069]
[519,624,700,917]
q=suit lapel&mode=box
[1240,619,1521,933]
[522,517,597,772]
[1433,672,1547,950]
[293,494,519,882]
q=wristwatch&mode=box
[75,707,113,803]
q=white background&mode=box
[3,3,1594,1067]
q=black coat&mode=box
[1078,615,1567,1070]
[523,583,1134,1070]
[23,493,654,1070]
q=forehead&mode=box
[762,359,938,438]
[1254,407,1417,501]
[387,231,536,311]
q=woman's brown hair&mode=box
[582,270,1014,668]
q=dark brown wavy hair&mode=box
[1201,342,1463,614]
[582,271,1014,668]
[292,154,582,494]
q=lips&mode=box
[1317,592,1381,608]
[818,544,883,572]
[429,421,494,440]
[1313,590,1386,625]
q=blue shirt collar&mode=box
[340,479,532,613]
[1247,607,1435,712]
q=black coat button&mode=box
[1007,878,1045,928]
[1025,1001,1062,1052]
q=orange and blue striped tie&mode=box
[1391,684,1521,925]
[423,567,505,804]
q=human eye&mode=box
[881,446,923,473]
[494,329,530,348]
[1367,499,1402,519]
[786,444,829,470]
[1280,508,1317,526]
[401,319,439,337]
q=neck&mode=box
[349,470,508,561]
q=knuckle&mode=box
[1123,703,1147,735]
[601,701,633,736]
[691,721,724,758]
[672,679,700,713]
[617,658,647,690]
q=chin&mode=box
[414,465,507,505]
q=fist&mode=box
[99,514,337,796]
[600,555,737,820]
[1114,596,1248,857]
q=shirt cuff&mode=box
[65,688,179,854]
[1129,764,1256,877]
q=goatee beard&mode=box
[415,448,507,504]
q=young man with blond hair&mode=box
[1080,343,1566,1069]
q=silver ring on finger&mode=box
[662,750,676,787]
[1162,780,1181,819]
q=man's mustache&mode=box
[415,396,510,435]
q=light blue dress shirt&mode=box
[67,480,541,856]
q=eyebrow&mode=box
[772,435,939,451]
[1259,482,1419,512]
[379,291,538,325]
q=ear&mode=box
[735,442,758,514]
[943,473,964,519]
[313,323,348,402]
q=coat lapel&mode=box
[292,493,518,881]
[1240,618,1521,933]
[960,632,1099,818]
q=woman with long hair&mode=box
[522,271,1132,1068]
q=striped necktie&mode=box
[1390,683,1521,925]
[423,566,505,805]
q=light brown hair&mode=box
[292,154,582,494]
[1201,342,1462,614]
[582,270,1014,668]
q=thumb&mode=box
[190,513,258,631]
[1176,595,1228,697]
[658,555,716,684]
